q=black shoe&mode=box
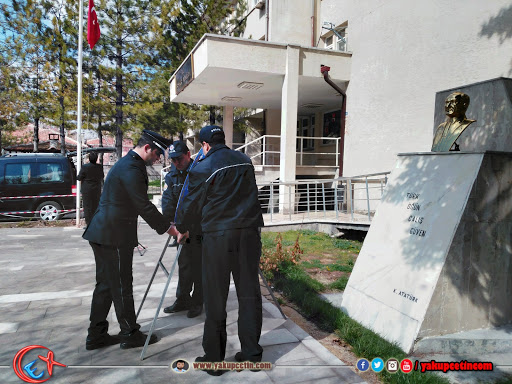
[187,305,202,318]
[119,331,158,349]
[195,356,225,376]
[85,333,121,350]
[163,300,191,314]
[235,352,261,372]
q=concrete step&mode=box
[413,325,512,355]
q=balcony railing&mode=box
[235,135,340,167]
[160,135,341,194]
[257,172,390,224]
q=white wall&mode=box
[321,0,512,176]
[242,4,267,40]
[269,0,314,46]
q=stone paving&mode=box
[0,224,366,384]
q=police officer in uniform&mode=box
[161,140,203,318]
[175,126,264,376]
[83,130,176,350]
[77,151,104,227]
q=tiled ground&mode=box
[0,224,365,384]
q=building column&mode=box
[223,105,234,148]
[279,45,300,214]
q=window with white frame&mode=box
[297,116,315,151]
[323,27,347,52]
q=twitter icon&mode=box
[371,358,384,373]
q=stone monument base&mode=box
[341,151,512,353]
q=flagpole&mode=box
[76,0,84,228]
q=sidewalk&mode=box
[0,224,366,384]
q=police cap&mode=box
[142,129,172,155]
[168,140,190,158]
[199,125,224,143]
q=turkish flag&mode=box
[87,0,100,49]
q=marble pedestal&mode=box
[341,151,512,353]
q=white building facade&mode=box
[169,0,512,180]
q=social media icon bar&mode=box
[400,358,413,373]
[356,358,370,372]
[386,358,399,373]
[371,357,384,373]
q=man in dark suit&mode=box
[77,151,104,227]
[83,130,176,350]
[175,126,264,376]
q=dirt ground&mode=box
[301,251,354,288]
[260,284,382,384]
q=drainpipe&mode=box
[311,0,315,47]
[320,64,346,177]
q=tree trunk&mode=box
[115,42,123,160]
[60,95,66,155]
[59,50,66,155]
[209,106,216,125]
[98,119,103,165]
[97,70,104,166]
[33,118,39,152]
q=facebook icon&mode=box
[356,358,370,372]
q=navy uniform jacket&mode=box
[83,149,170,248]
[175,144,263,234]
[161,160,202,243]
[77,162,104,195]
[161,160,192,222]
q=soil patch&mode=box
[305,268,346,285]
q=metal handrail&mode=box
[160,135,343,195]
[256,172,390,223]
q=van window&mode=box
[39,163,64,182]
[5,163,32,184]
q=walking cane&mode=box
[140,241,183,361]
[136,235,171,320]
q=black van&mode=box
[0,153,77,221]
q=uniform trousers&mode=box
[175,238,203,306]
[82,189,101,225]
[201,227,263,362]
[88,242,140,339]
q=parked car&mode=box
[0,153,77,221]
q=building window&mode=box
[323,27,347,52]
[325,35,334,49]
[297,116,315,151]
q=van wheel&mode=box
[36,201,62,221]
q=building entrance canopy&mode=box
[168,34,351,114]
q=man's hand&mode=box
[177,231,189,244]
[166,225,179,237]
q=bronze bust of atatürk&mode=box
[432,92,476,152]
